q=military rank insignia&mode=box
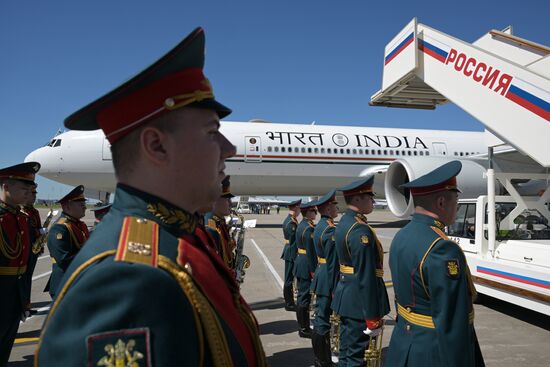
[446,259,460,279]
[361,235,369,244]
[87,328,151,367]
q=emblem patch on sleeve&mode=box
[56,232,63,240]
[87,328,151,367]
[361,235,369,245]
[446,260,460,279]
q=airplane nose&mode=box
[24,150,37,163]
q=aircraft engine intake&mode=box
[385,157,488,219]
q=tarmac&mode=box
[9,209,550,366]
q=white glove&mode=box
[364,327,382,337]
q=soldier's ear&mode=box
[140,126,170,166]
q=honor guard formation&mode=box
[1,26,495,367]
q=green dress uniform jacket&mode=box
[331,209,390,320]
[386,214,484,367]
[46,212,89,298]
[293,218,317,280]
[0,201,31,366]
[281,214,298,261]
[311,215,337,335]
[311,215,337,297]
[37,184,266,367]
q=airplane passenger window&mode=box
[321,148,325,154]
[426,151,429,156]
[460,152,463,156]
[395,151,399,156]
[383,150,387,155]
[377,149,381,155]
[327,148,332,153]
[407,151,412,156]
[358,149,363,155]
[346,149,350,154]
[352,149,357,155]
[340,148,344,154]
[389,150,393,155]
[301,147,306,153]
[419,151,424,156]
[267,146,272,152]
[281,147,286,152]
[274,147,279,152]
[314,148,319,153]
[308,148,312,153]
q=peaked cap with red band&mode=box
[339,175,375,197]
[400,160,462,196]
[57,185,87,204]
[0,162,40,183]
[64,27,231,144]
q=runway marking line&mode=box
[249,238,284,290]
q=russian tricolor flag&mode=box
[384,32,414,65]
[477,266,550,290]
[418,36,450,63]
[505,77,550,122]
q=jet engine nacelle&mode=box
[385,157,488,219]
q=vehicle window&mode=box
[447,203,469,237]
[485,203,550,240]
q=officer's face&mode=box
[328,202,339,219]
[354,194,374,215]
[1,180,31,205]
[306,209,317,220]
[64,200,87,219]
[164,108,236,211]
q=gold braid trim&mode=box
[0,223,22,260]
[35,250,117,366]
[368,225,384,267]
[232,294,268,367]
[158,256,233,367]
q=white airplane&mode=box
[26,119,510,218]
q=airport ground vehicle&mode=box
[237,204,251,214]
[447,195,550,315]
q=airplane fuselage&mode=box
[26,121,486,196]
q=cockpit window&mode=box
[46,139,62,147]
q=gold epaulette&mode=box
[57,217,67,225]
[430,226,449,241]
[354,214,367,225]
[114,217,159,267]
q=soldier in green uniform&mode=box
[205,176,236,269]
[385,161,484,367]
[36,28,267,366]
[293,200,318,338]
[331,176,390,367]
[281,198,301,311]
[45,185,89,299]
[0,162,40,367]
[310,190,339,367]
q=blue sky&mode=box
[1,0,548,199]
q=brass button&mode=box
[184,263,192,275]
[406,324,411,331]
[406,307,411,313]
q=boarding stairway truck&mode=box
[370,18,550,315]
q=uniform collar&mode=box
[62,212,82,223]
[115,184,197,235]
[412,213,446,230]
[0,200,20,215]
[321,215,331,219]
